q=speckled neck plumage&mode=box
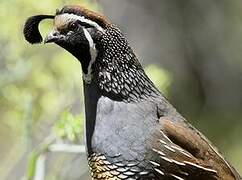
[89,26,159,103]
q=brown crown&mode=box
[56,5,111,28]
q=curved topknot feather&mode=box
[23,15,54,44]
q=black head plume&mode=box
[23,15,54,44]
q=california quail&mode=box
[23,5,241,180]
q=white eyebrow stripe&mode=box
[58,13,104,32]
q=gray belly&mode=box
[91,96,159,162]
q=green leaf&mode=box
[53,111,83,142]
[26,150,40,180]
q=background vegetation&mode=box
[0,0,241,179]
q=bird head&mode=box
[24,5,157,101]
[24,5,111,82]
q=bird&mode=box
[23,5,241,180]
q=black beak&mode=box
[44,30,63,44]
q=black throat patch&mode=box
[56,27,92,74]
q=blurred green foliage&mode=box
[53,111,83,142]
[27,150,41,180]
[145,65,172,96]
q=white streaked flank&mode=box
[158,139,167,145]
[164,145,176,152]
[179,150,193,158]
[170,145,185,152]
[193,127,234,174]
[170,174,185,180]
[172,159,186,166]
[149,160,160,167]
[160,130,172,143]
[169,145,193,158]
[170,145,193,158]
[180,171,189,176]
[160,156,173,163]
[184,161,217,173]
[154,168,164,175]
[152,148,165,156]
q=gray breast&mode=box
[92,96,159,162]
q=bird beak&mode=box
[44,30,61,44]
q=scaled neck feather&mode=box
[93,26,159,102]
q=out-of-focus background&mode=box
[0,0,241,179]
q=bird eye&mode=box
[69,22,78,31]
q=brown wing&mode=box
[149,116,240,180]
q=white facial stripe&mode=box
[82,28,97,84]
[83,28,94,49]
[58,13,104,32]
[55,13,101,84]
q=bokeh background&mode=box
[0,0,241,179]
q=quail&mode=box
[23,5,241,180]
